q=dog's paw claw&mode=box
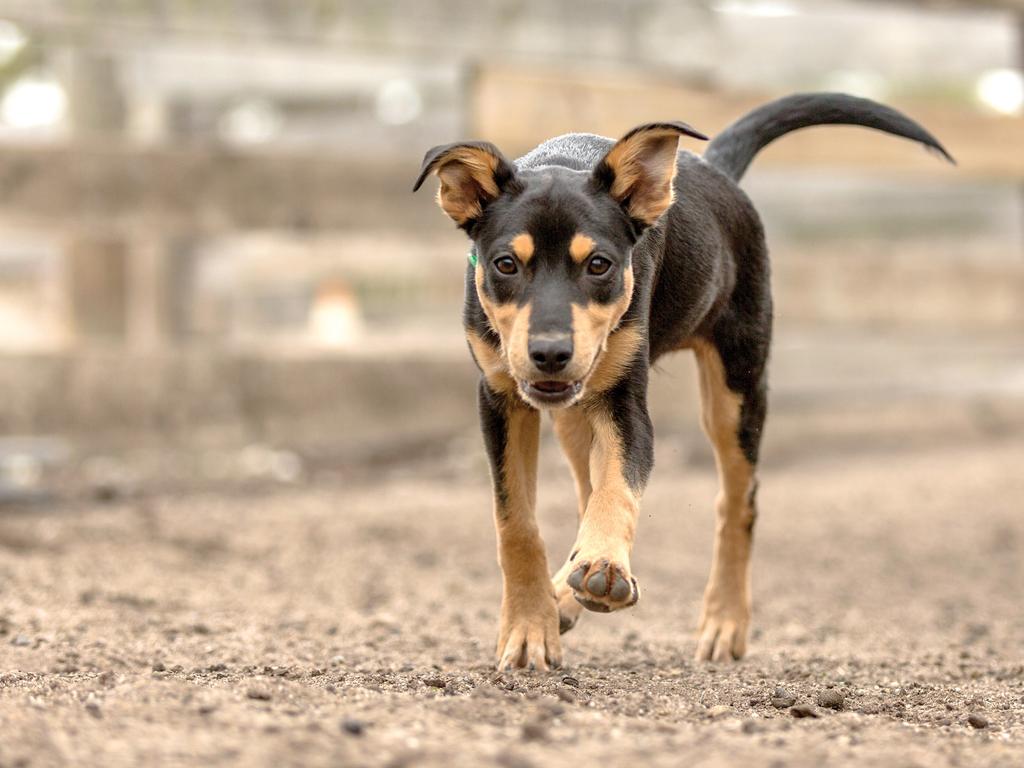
[695,583,751,662]
[695,613,749,662]
[496,602,562,672]
[558,612,578,634]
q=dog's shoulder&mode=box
[669,150,763,242]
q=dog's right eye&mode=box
[494,256,518,275]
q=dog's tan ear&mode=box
[593,122,708,225]
[412,141,517,229]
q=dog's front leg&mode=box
[564,389,653,614]
[478,380,561,670]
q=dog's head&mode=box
[413,122,705,409]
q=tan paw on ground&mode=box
[496,605,562,671]
[695,612,749,662]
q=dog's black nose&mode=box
[529,336,573,374]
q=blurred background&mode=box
[0,0,1020,501]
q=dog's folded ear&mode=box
[592,122,708,226]
[412,141,517,229]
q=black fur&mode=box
[477,379,511,514]
[602,359,654,492]
[414,92,952,666]
[705,92,954,182]
[418,91,951,521]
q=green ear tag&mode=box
[467,248,478,268]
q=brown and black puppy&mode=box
[413,93,952,670]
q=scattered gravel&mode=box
[1,441,1022,766]
[341,718,365,736]
[967,713,990,729]
[771,687,797,708]
[554,686,577,703]
[816,689,845,711]
[521,719,548,742]
[790,704,821,719]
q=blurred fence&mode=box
[0,0,1019,454]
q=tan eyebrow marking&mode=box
[510,233,535,264]
[570,234,596,264]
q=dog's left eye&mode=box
[494,256,518,275]
[586,256,612,276]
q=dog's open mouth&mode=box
[521,379,583,406]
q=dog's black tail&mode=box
[703,92,954,182]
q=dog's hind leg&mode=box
[478,380,562,671]
[551,407,593,634]
[692,335,768,662]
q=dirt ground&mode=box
[1,433,1023,767]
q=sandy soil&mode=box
[1,435,1023,767]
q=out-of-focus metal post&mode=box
[127,235,170,350]
[61,46,132,346]
[64,234,128,342]
[1018,10,1024,248]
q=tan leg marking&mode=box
[583,323,644,396]
[692,339,756,662]
[563,409,641,613]
[550,407,593,633]
[493,404,562,671]
[467,330,517,396]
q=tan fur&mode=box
[505,304,534,382]
[475,266,515,340]
[560,408,640,611]
[474,249,635,410]
[692,338,756,662]
[604,129,681,224]
[474,266,533,384]
[493,404,561,670]
[581,411,639,549]
[572,264,636,393]
[510,233,535,264]
[466,329,517,395]
[584,324,644,396]
[434,148,501,224]
[476,257,636,401]
[569,233,595,264]
[552,408,593,519]
[550,407,595,629]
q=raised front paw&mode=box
[566,555,639,614]
[695,587,750,662]
[496,594,562,671]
